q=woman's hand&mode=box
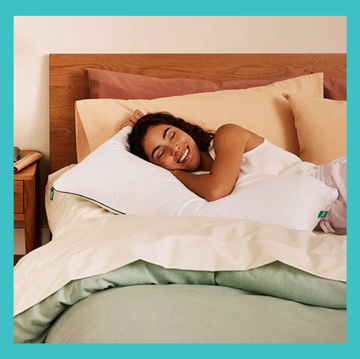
[120,109,144,130]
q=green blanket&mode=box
[14,260,346,343]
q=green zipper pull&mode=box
[50,187,54,201]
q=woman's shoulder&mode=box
[213,123,248,140]
[215,123,245,133]
[214,123,262,142]
[213,123,263,153]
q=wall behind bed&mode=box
[14,16,347,254]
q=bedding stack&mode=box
[14,69,347,343]
[54,72,346,232]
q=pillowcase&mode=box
[54,126,338,232]
[75,73,324,162]
[285,94,347,165]
[322,75,346,101]
[84,68,346,101]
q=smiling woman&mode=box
[145,125,202,170]
[127,109,346,235]
[128,111,270,202]
[127,112,214,170]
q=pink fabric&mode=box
[316,156,347,235]
[84,68,347,101]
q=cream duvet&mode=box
[13,166,347,343]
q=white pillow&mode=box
[53,127,338,232]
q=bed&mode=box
[14,54,347,343]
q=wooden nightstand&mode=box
[14,150,40,253]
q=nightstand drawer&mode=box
[14,181,24,214]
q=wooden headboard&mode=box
[49,53,346,173]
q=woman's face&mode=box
[142,124,202,171]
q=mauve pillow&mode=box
[84,68,346,101]
[323,75,346,100]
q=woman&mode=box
[126,110,347,235]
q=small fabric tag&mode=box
[318,211,328,218]
[50,187,54,201]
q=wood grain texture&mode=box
[50,53,347,173]
[14,181,23,214]
[24,179,37,253]
[13,150,39,253]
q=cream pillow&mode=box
[285,94,346,165]
[75,73,324,162]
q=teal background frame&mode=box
[2,2,355,357]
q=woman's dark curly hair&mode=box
[127,112,214,161]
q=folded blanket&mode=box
[14,260,346,343]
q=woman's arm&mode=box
[172,124,251,201]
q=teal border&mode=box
[3,2,356,358]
